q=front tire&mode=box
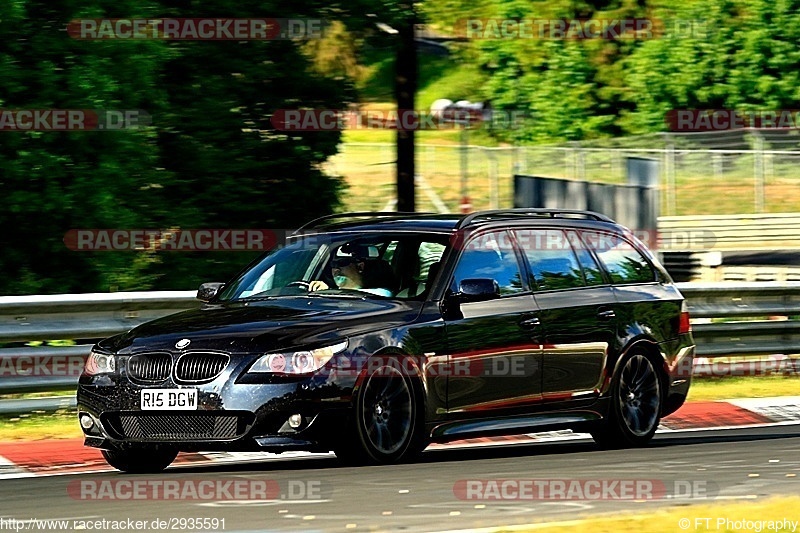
[592,352,662,449]
[334,356,425,465]
[101,446,178,473]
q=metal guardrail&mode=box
[0,291,198,342]
[0,396,77,416]
[659,213,800,251]
[1,284,799,414]
[0,291,198,415]
[678,282,800,357]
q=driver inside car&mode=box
[308,252,394,297]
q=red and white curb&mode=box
[1,397,798,479]
[728,396,800,423]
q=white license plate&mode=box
[140,389,198,411]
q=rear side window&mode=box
[566,231,605,286]
[513,229,584,290]
[451,231,524,296]
[581,230,655,284]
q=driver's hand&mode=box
[308,280,329,292]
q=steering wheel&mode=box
[285,280,311,290]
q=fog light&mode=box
[80,414,94,430]
[288,414,303,429]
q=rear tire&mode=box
[102,446,178,473]
[592,351,662,449]
[334,356,425,465]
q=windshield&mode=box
[217,233,448,301]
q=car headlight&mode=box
[250,340,347,374]
[84,349,116,376]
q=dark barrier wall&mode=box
[513,175,659,248]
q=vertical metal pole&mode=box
[511,145,519,175]
[565,147,571,179]
[666,141,676,216]
[395,11,416,213]
[753,133,765,213]
[459,125,471,213]
[488,149,499,209]
[572,143,579,178]
[511,145,520,210]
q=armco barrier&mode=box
[0,291,198,414]
[658,213,800,251]
[0,284,798,414]
[682,282,800,356]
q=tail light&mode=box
[678,301,692,334]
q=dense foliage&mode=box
[3,0,799,294]
[0,0,354,294]
[424,0,800,142]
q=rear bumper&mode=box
[662,338,695,417]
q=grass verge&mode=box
[0,410,81,442]
[686,375,800,402]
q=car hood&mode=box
[102,296,422,354]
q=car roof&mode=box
[313,215,461,234]
[298,209,623,236]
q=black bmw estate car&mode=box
[77,209,694,472]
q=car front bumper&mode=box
[77,357,355,453]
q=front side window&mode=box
[451,231,525,296]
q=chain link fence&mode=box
[327,130,800,215]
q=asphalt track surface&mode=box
[1,425,799,532]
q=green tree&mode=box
[425,0,800,140]
[147,0,354,289]
[623,0,800,133]
[0,0,354,294]
[0,0,172,294]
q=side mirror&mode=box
[455,278,500,303]
[197,282,225,302]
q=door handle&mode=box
[597,309,616,320]
[519,317,541,328]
